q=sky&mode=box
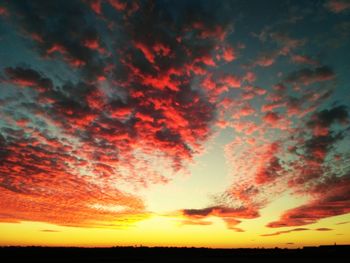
[0,0,350,248]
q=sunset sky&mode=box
[0,0,350,248]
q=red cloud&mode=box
[291,54,319,66]
[232,103,255,119]
[46,43,88,68]
[268,175,350,228]
[141,72,180,91]
[153,43,171,57]
[261,102,286,112]
[108,0,127,11]
[231,120,259,135]
[326,0,350,13]
[254,55,275,67]
[2,59,218,225]
[86,0,102,15]
[221,45,236,62]
[0,6,8,16]
[263,112,281,125]
[84,38,106,54]
[46,43,66,55]
[5,67,53,92]
[255,156,283,184]
[244,72,256,83]
[134,42,155,64]
[192,22,227,41]
[220,74,241,88]
[267,201,350,228]
[285,66,335,85]
[108,0,139,15]
[0,134,148,227]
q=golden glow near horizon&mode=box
[1,193,349,248]
[1,213,349,248]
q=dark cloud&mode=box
[315,227,333,231]
[268,174,350,227]
[40,229,60,233]
[180,205,259,232]
[4,67,53,92]
[255,156,283,184]
[261,228,309,237]
[285,66,335,85]
[182,206,259,219]
[307,105,349,135]
[288,105,349,186]
[336,221,350,225]
[6,0,106,81]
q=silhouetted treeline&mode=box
[0,245,349,262]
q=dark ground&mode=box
[1,245,349,262]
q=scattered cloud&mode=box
[285,66,335,85]
[326,0,350,13]
[291,54,319,66]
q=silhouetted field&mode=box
[1,245,349,262]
